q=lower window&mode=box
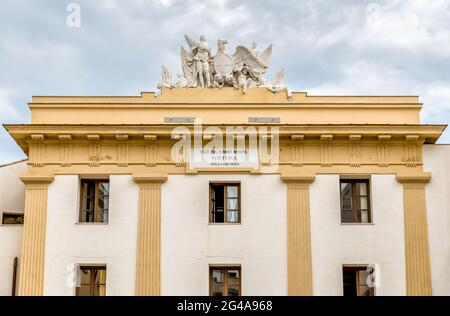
[342,265,375,296]
[1,212,24,225]
[209,266,241,296]
[76,265,107,296]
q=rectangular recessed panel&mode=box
[164,117,195,123]
[248,117,280,123]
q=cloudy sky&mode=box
[1,0,450,163]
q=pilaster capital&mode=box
[20,173,54,185]
[133,173,168,184]
[281,173,315,184]
[396,173,431,184]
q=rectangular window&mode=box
[1,213,24,225]
[210,183,240,223]
[209,266,241,296]
[342,266,375,296]
[340,179,371,223]
[76,266,107,296]
[79,179,110,223]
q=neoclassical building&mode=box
[0,87,449,296]
[1,37,449,296]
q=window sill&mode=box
[0,224,24,226]
[340,223,375,225]
[208,223,242,225]
[75,222,109,225]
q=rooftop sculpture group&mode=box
[156,35,288,96]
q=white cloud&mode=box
[0,89,22,121]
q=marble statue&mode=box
[156,35,289,97]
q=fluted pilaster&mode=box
[282,175,315,296]
[133,174,167,296]
[397,174,432,296]
[18,175,53,296]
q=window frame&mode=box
[209,182,241,224]
[75,265,107,296]
[342,265,376,296]
[1,212,24,225]
[79,179,110,223]
[339,179,371,224]
[209,265,242,296]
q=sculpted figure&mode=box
[237,67,249,93]
[213,73,225,88]
[182,35,212,88]
[156,36,288,97]
[250,42,260,58]
[174,73,188,88]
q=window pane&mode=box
[93,269,107,296]
[227,270,240,296]
[359,210,369,223]
[358,270,373,296]
[341,210,353,223]
[83,197,94,211]
[98,182,109,195]
[340,183,352,197]
[97,195,109,210]
[226,186,238,198]
[227,198,238,210]
[356,182,367,196]
[77,284,91,296]
[211,185,225,223]
[227,210,239,223]
[213,208,224,223]
[342,268,357,296]
[211,269,225,296]
[80,268,91,285]
[95,209,106,223]
[342,197,352,210]
[358,197,368,210]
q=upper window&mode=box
[342,266,375,296]
[1,212,24,225]
[340,179,371,223]
[210,266,241,296]
[210,183,240,223]
[76,265,107,296]
[80,179,109,223]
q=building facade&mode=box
[1,87,449,296]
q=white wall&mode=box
[0,227,21,296]
[0,160,26,296]
[161,174,287,296]
[0,160,27,213]
[43,175,139,296]
[310,174,406,296]
[423,144,450,295]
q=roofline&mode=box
[0,158,28,168]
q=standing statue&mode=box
[181,35,212,88]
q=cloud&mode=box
[0,0,450,163]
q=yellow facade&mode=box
[4,88,445,295]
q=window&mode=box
[76,266,107,296]
[340,179,371,223]
[210,266,241,296]
[80,179,109,223]
[210,183,240,223]
[1,213,24,225]
[342,266,375,296]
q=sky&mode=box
[1,0,450,163]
